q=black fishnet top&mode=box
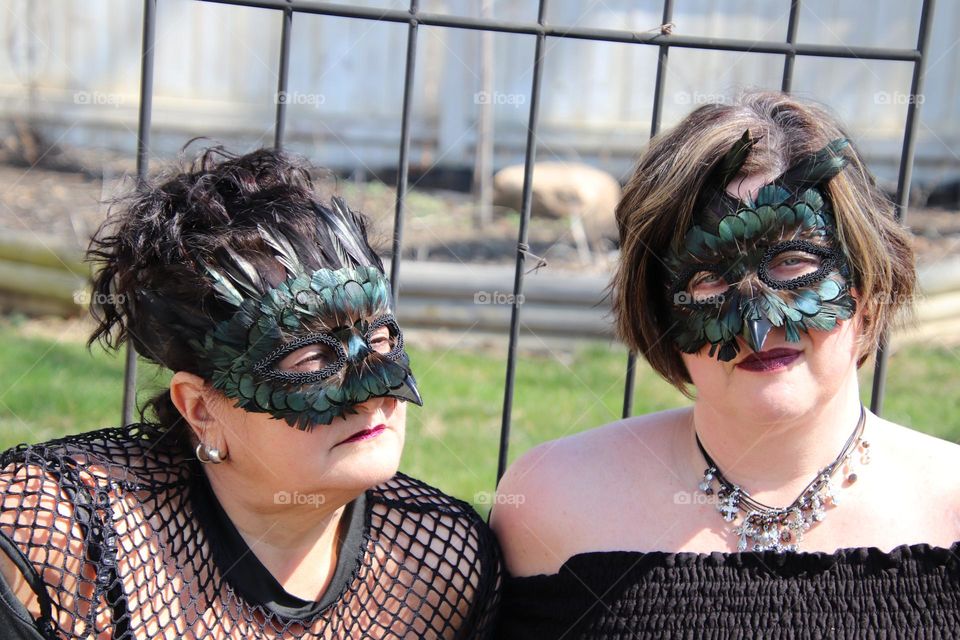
[0,425,501,639]
[498,544,960,639]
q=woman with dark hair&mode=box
[492,92,960,638]
[0,147,501,639]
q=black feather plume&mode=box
[213,246,271,300]
[780,138,850,189]
[714,129,759,188]
[258,224,305,277]
[316,197,384,271]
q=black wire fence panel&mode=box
[122,0,936,487]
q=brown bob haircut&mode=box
[611,91,916,392]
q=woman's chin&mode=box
[724,378,815,422]
[329,432,404,483]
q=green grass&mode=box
[857,345,960,435]
[0,317,957,513]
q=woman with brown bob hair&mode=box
[492,91,960,638]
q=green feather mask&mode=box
[196,262,421,429]
[666,133,857,362]
[140,198,422,430]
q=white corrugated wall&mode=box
[0,0,956,185]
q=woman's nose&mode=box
[354,396,385,414]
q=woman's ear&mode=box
[169,371,220,445]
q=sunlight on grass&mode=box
[0,318,956,511]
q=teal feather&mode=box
[286,392,308,412]
[761,292,786,326]
[280,308,301,330]
[803,189,824,210]
[776,205,796,228]
[311,269,339,292]
[255,383,272,409]
[718,216,746,244]
[345,332,371,359]
[756,185,791,207]
[740,210,763,239]
[238,374,256,399]
[782,302,803,323]
[818,279,842,302]
[306,391,331,413]
[267,287,291,311]
[755,205,777,231]
[718,342,739,361]
[289,275,312,302]
[347,283,365,314]
[318,287,336,314]
[271,388,289,411]
[784,321,801,343]
[836,296,856,319]
[204,266,244,307]
[326,385,347,405]
[792,289,821,316]
[704,318,724,343]
[684,227,710,256]
[805,311,837,332]
[362,372,388,396]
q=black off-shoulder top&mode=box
[497,542,960,639]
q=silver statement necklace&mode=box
[695,405,870,553]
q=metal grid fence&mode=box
[120,0,937,487]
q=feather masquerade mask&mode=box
[665,131,857,362]
[141,197,421,430]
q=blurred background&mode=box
[0,0,957,511]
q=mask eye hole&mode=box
[766,250,823,281]
[253,333,347,382]
[278,342,338,373]
[687,270,729,302]
[759,240,835,289]
[366,315,404,360]
[367,325,392,355]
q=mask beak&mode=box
[387,374,423,406]
[746,317,773,352]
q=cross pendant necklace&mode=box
[695,405,870,552]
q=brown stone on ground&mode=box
[493,161,621,242]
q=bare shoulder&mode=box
[877,416,960,488]
[0,462,76,620]
[870,415,960,541]
[490,408,688,577]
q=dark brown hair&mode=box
[611,91,916,392]
[86,146,351,442]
